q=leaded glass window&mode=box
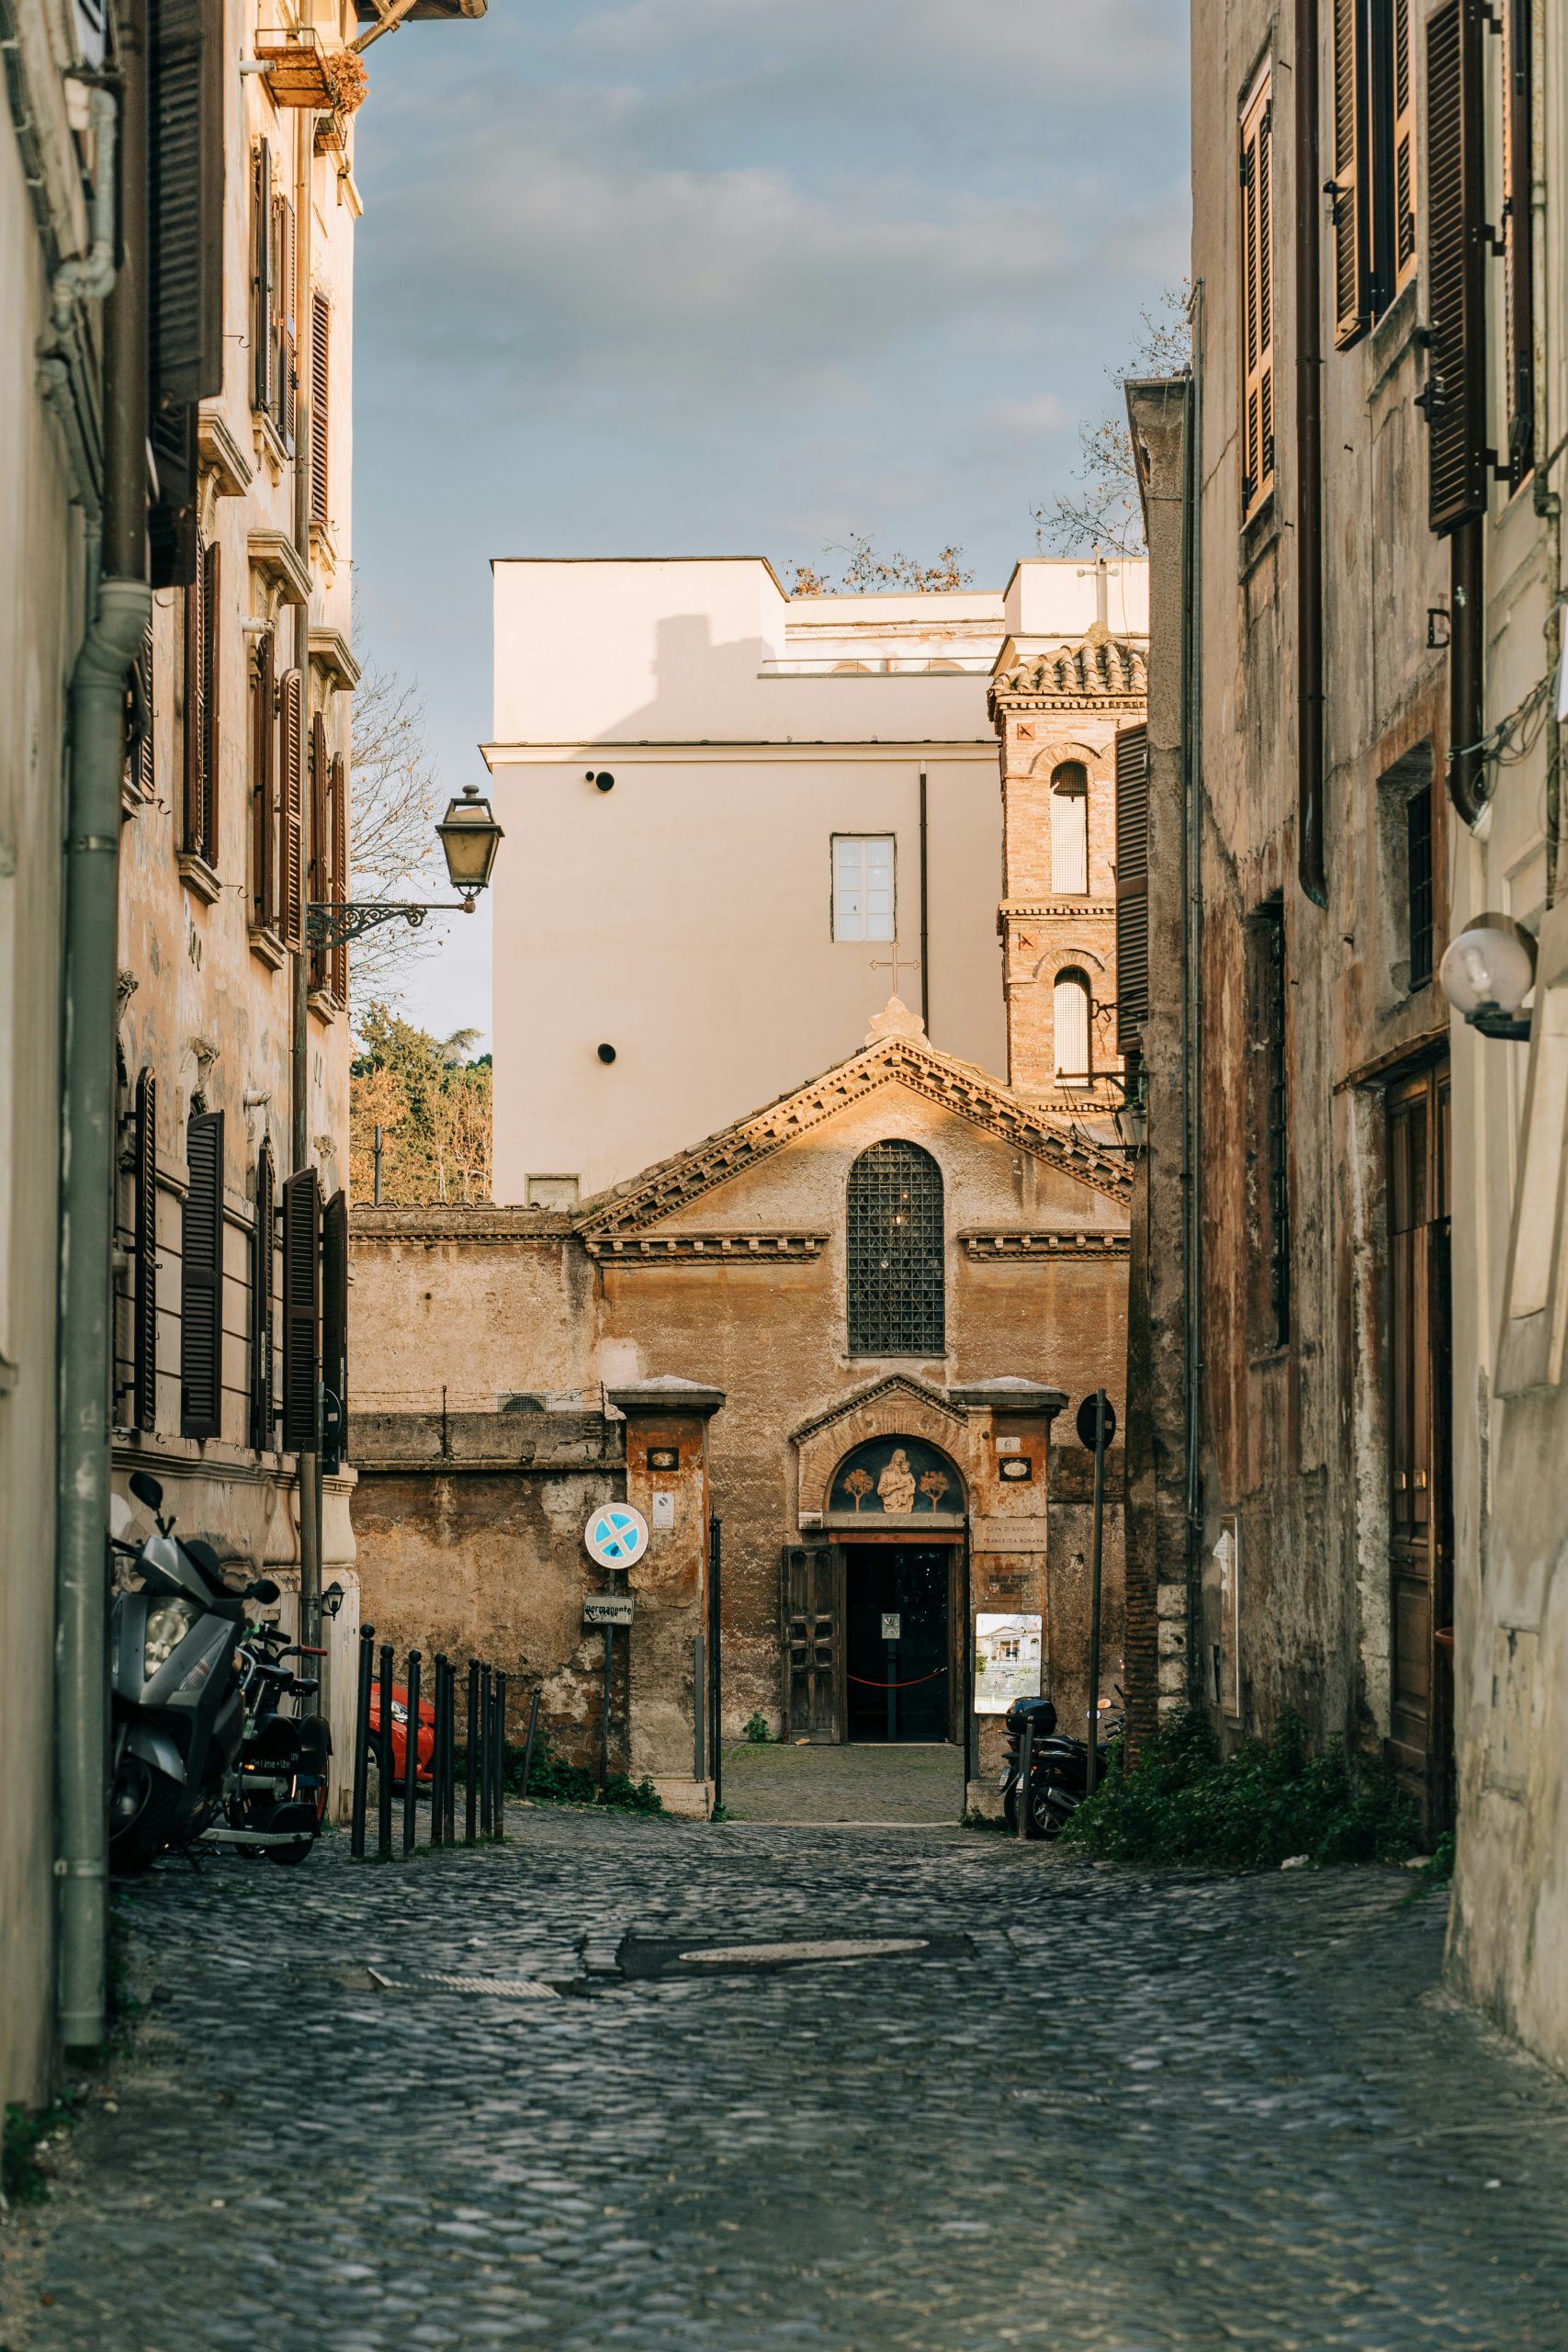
[846,1141,945,1356]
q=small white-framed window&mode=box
[832,834,896,942]
[1054,968,1092,1086]
[1050,762,1089,895]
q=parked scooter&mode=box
[1001,1692,1125,1839]
[108,1470,302,1870]
[225,1623,332,1861]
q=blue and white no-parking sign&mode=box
[583,1504,649,1569]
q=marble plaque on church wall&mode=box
[969,1518,1050,1553]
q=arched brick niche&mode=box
[793,1374,972,1526]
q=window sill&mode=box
[177,852,222,907]
[1366,278,1421,401]
[308,987,342,1023]
[249,925,288,971]
[252,410,292,481]
[1239,492,1280,582]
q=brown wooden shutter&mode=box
[1423,0,1488,534]
[251,628,276,928]
[281,1166,321,1455]
[199,535,220,866]
[310,292,330,529]
[250,1137,276,1453]
[126,619,154,800]
[1113,723,1151,1057]
[183,550,204,853]
[321,1187,348,1432]
[308,709,329,990]
[1502,0,1534,484]
[1330,0,1369,347]
[329,752,348,1002]
[252,140,273,413]
[1239,76,1274,523]
[133,1069,159,1431]
[280,197,298,450]
[180,1108,225,1440]
[1391,0,1416,292]
[279,667,305,951]
[147,0,223,588]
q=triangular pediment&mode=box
[788,1373,965,1448]
[576,1032,1132,1235]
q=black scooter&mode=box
[224,1623,332,1862]
[109,1470,300,1870]
[1001,1693,1124,1840]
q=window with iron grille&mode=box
[1406,786,1434,989]
[1255,902,1291,1348]
[846,1141,944,1357]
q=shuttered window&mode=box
[180,1108,225,1440]
[125,619,155,802]
[1423,0,1488,534]
[251,140,273,415]
[277,196,298,450]
[1113,721,1150,1057]
[279,668,305,951]
[1331,0,1369,345]
[308,710,330,993]
[250,1139,276,1454]
[281,1167,321,1455]
[133,1070,159,1431]
[182,537,220,866]
[310,292,331,529]
[1389,0,1416,294]
[329,752,349,1003]
[1502,0,1534,486]
[147,0,223,589]
[1239,74,1275,523]
[251,628,277,931]
[321,1187,348,1449]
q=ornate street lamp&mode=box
[306,783,505,950]
[1438,913,1536,1043]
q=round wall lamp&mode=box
[1438,912,1536,1042]
[597,1043,617,1063]
[586,770,615,792]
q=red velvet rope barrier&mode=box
[845,1667,948,1690]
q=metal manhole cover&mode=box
[615,1932,971,1982]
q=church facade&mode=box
[347,585,1148,1814]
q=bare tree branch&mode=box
[347,661,444,1004]
[1032,285,1194,559]
[789,534,974,596]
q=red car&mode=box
[367,1681,435,1782]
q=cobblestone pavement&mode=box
[720,1739,967,1823]
[6,1809,1568,2352]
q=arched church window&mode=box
[846,1140,945,1357]
[1050,762,1089,894]
[1054,968,1092,1087]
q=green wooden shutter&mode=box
[180,1108,225,1440]
[1423,0,1488,534]
[281,1166,321,1455]
[321,1187,348,1465]
[250,1138,276,1454]
[1114,723,1150,1057]
[133,1070,160,1431]
[147,0,223,588]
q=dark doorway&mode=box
[844,1546,952,1742]
[1386,1061,1453,1833]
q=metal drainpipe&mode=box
[1529,0,1561,904]
[918,762,930,1033]
[1181,297,1205,1710]
[1295,0,1328,907]
[289,107,323,1673]
[55,21,151,2050]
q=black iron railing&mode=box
[349,1624,541,1861]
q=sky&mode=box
[350,0,1191,1046]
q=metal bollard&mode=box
[519,1686,541,1804]
[479,1661,493,1837]
[444,1660,457,1844]
[1017,1717,1034,1846]
[465,1658,479,1845]
[430,1654,448,1849]
[493,1669,508,1840]
[351,1624,375,1859]
[402,1649,422,1856]
[377,1643,395,1859]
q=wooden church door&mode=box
[782,1544,841,1740]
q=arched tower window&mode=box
[1050,761,1089,894]
[846,1140,945,1356]
[1054,968,1092,1087]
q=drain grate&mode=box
[368,1967,559,2000]
[616,1931,971,1982]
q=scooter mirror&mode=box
[249,1577,281,1604]
[129,1469,164,1512]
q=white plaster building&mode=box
[484,556,1148,1203]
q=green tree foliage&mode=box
[1059,1709,1418,1870]
[350,1004,491,1205]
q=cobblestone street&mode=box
[6,1802,1568,2352]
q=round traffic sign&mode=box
[583,1504,649,1569]
[1075,1393,1117,1451]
